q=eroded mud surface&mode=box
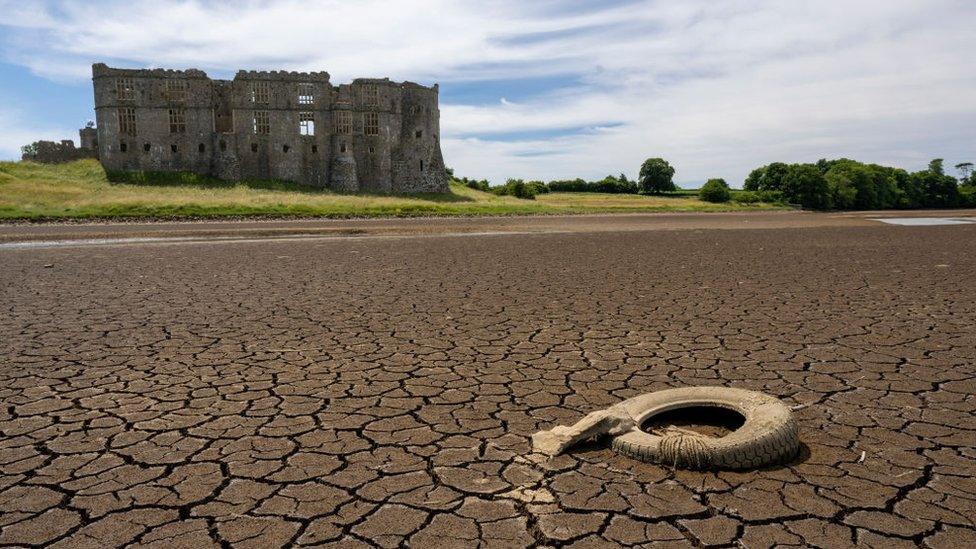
[1,223,974,547]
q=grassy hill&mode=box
[0,160,783,221]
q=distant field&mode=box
[0,160,784,221]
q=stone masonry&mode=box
[21,127,98,164]
[91,63,448,193]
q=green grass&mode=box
[0,160,785,221]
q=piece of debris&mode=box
[534,387,800,470]
[531,406,635,456]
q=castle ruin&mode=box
[91,63,448,193]
[21,125,98,164]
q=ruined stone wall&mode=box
[91,63,448,193]
[21,136,96,164]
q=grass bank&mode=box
[0,160,784,221]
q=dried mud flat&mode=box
[1,214,974,547]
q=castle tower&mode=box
[79,126,98,152]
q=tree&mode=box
[761,163,790,192]
[909,159,959,207]
[638,158,676,194]
[825,167,857,209]
[743,166,765,190]
[780,164,831,209]
[744,162,789,192]
[955,162,973,182]
[699,178,731,203]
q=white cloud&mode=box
[0,109,77,160]
[1,0,974,184]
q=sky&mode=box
[0,0,974,186]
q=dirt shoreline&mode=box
[3,208,975,243]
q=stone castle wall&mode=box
[21,128,98,164]
[91,63,448,193]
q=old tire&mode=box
[610,386,799,470]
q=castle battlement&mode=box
[234,70,331,82]
[91,63,447,193]
[92,63,209,79]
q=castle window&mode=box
[340,143,346,153]
[363,84,379,107]
[283,144,290,153]
[298,112,315,136]
[251,143,258,152]
[116,77,135,100]
[143,143,150,153]
[251,81,271,103]
[364,112,379,135]
[414,129,422,139]
[420,159,424,172]
[334,111,352,135]
[368,146,375,154]
[253,110,270,134]
[298,83,314,105]
[312,145,318,154]
[120,141,128,152]
[165,79,186,102]
[171,144,178,153]
[118,107,137,135]
[168,108,186,134]
[198,143,206,153]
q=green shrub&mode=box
[732,190,760,204]
[755,190,784,203]
[547,175,637,194]
[491,178,537,199]
[547,178,589,192]
[959,185,976,207]
[699,178,731,203]
[465,178,491,192]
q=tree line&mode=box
[744,158,975,209]
[450,158,675,199]
[449,157,976,208]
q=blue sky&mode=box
[1,0,974,186]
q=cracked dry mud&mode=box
[1,222,975,548]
